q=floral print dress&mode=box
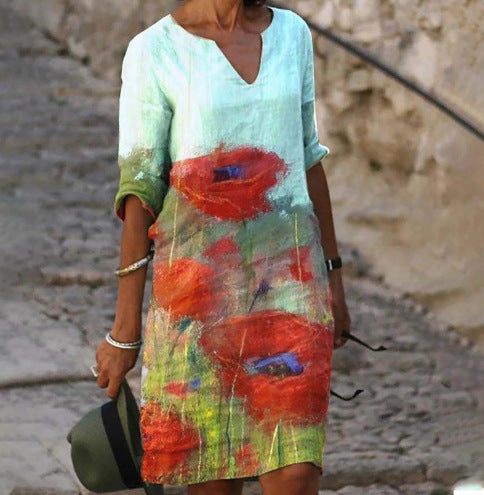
[113,5,334,486]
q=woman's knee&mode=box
[187,478,244,495]
[259,462,320,494]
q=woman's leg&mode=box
[258,462,320,495]
[187,478,245,495]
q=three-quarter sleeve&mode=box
[301,24,330,171]
[113,35,173,222]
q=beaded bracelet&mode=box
[105,332,142,349]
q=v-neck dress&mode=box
[113,5,334,486]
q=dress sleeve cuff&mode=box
[305,145,330,171]
[113,186,161,222]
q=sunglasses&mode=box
[330,330,387,401]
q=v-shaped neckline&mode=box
[168,7,277,87]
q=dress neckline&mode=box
[168,7,277,87]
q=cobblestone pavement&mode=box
[1,5,483,495]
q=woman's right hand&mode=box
[97,195,153,398]
[95,331,141,399]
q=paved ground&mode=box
[1,5,483,495]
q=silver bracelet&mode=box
[105,332,142,349]
[115,245,154,277]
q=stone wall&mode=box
[301,0,484,345]
[6,0,160,82]
[10,0,484,346]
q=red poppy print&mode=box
[199,310,333,431]
[234,443,261,472]
[288,245,314,282]
[164,376,201,399]
[140,401,200,480]
[164,382,190,399]
[170,143,287,221]
[153,258,226,322]
[147,220,163,243]
[203,236,240,268]
[249,243,316,290]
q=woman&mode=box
[95,0,351,493]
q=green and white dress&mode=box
[113,5,334,486]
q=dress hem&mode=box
[142,458,323,487]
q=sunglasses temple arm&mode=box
[330,388,364,401]
[341,331,387,352]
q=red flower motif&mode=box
[287,245,314,282]
[199,310,333,431]
[203,236,239,264]
[164,382,189,399]
[163,377,201,399]
[170,144,287,221]
[153,258,225,322]
[147,221,163,242]
[140,401,200,480]
[234,443,260,472]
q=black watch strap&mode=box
[325,256,342,271]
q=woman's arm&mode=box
[97,35,173,398]
[96,195,153,398]
[111,194,154,341]
[306,161,339,259]
[306,161,351,348]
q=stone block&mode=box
[327,87,356,113]
[352,21,382,43]
[400,31,439,90]
[415,452,468,485]
[417,2,443,30]
[353,0,380,24]
[320,452,425,490]
[310,1,335,29]
[9,0,67,39]
[347,69,372,91]
[336,7,354,31]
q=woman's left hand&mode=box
[328,270,351,349]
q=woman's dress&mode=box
[113,6,334,486]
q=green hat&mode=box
[67,379,164,494]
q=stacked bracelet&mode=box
[105,332,142,349]
[115,244,154,277]
[325,256,342,271]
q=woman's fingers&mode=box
[332,303,351,349]
[107,374,124,399]
[96,367,109,389]
[96,371,125,398]
[94,340,140,398]
[334,335,348,348]
[333,334,346,349]
[96,365,125,398]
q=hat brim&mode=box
[67,379,142,492]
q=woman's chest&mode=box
[160,35,303,120]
